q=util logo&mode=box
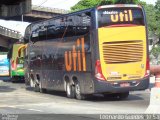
[65,38,86,72]
[111,10,133,22]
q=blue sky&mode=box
[0,0,157,36]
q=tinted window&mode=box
[46,12,91,39]
[24,25,31,43]
[98,7,144,27]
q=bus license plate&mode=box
[120,83,130,87]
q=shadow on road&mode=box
[0,86,16,92]
[17,114,97,120]
[26,87,145,102]
[26,87,67,96]
[84,93,144,102]
[50,91,147,102]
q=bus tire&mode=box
[66,82,75,98]
[11,76,16,83]
[39,82,47,93]
[34,82,40,92]
[75,82,85,100]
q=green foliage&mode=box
[114,0,140,4]
[71,0,140,11]
[155,0,160,37]
[151,45,160,59]
[71,0,101,12]
[143,4,157,34]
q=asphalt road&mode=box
[0,80,151,120]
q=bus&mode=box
[8,43,25,82]
[0,52,10,78]
[24,4,149,100]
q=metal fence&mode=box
[0,25,22,39]
[32,5,69,14]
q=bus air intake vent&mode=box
[102,40,143,64]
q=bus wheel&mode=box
[11,76,16,83]
[34,81,40,92]
[39,82,47,93]
[30,79,34,87]
[66,82,75,98]
[75,82,85,100]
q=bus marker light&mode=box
[95,60,106,81]
[144,57,150,77]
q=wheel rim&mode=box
[67,83,71,96]
[75,84,80,96]
[30,79,34,87]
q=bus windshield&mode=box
[98,7,144,27]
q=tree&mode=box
[114,0,140,4]
[142,3,157,37]
[71,0,101,12]
[155,0,160,38]
[71,0,140,11]
[150,45,160,65]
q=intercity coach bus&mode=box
[24,4,149,100]
[8,43,25,82]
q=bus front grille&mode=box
[102,40,143,64]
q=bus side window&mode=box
[47,24,56,39]
[47,18,66,40]
[64,12,91,37]
[31,28,39,42]
[24,24,31,43]
[63,16,75,38]
[75,12,91,36]
[31,22,47,42]
[39,22,47,41]
[46,12,91,40]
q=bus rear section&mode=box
[94,5,149,95]
[10,43,25,82]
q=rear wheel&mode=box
[39,82,47,93]
[75,82,85,100]
[66,82,75,98]
[34,82,40,92]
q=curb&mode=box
[145,88,160,114]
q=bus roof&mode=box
[97,4,142,9]
[24,4,142,35]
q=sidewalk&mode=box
[150,76,155,88]
[150,76,155,83]
[145,76,156,92]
